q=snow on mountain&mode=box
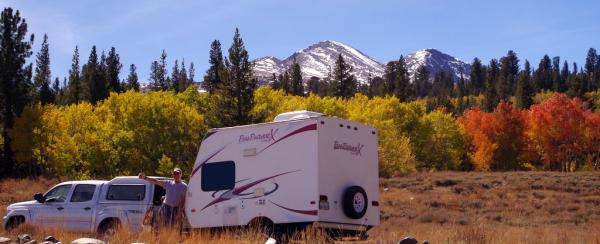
[404,48,471,81]
[253,42,471,84]
[254,40,384,84]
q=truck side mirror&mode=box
[33,193,45,203]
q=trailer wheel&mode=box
[342,186,368,219]
[248,217,275,236]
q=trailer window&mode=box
[106,184,146,201]
[201,161,235,192]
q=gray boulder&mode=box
[398,236,418,244]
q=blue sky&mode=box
[3,0,600,82]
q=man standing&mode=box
[139,168,188,227]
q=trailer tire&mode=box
[248,217,275,236]
[342,186,368,219]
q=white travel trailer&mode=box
[185,111,380,238]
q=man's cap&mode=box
[173,167,182,173]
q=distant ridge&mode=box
[253,41,471,83]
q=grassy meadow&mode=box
[1,172,600,243]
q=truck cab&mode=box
[3,176,170,233]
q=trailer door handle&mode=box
[57,207,64,211]
[84,207,91,211]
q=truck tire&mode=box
[342,186,368,219]
[98,218,121,236]
[5,216,25,230]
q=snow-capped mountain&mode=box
[253,40,384,84]
[404,48,471,81]
[253,41,471,83]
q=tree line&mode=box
[1,7,599,178]
[269,50,600,114]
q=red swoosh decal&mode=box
[258,124,317,154]
[200,170,300,211]
[191,145,228,177]
[270,200,318,216]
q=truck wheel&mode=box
[98,219,121,236]
[5,216,25,230]
[342,186,368,219]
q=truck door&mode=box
[64,184,97,232]
[34,184,72,228]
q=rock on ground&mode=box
[70,238,105,244]
[0,237,11,244]
[398,236,418,244]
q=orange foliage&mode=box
[527,93,600,171]
[460,102,528,171]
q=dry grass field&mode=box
[1,172,600,243]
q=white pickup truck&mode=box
[3,176,170,233]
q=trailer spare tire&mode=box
[342,186,368,219]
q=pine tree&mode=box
[534,55,553,91]
[224,28,256,125]
[567,62,584,98]
[203,40,224,94]
[179,59,190,92]
[280,71,290,93]
[188,62,195,84]
[105,47,122,93]
[559,60,570,92]
[270,73,280,90]
[413,65,430,97]
[483,59,499,111]
[429,70,453,111]
[515,60,534,109]
[498,50,519,100]
[171,59,180,91]
[382,61,397,95]
[81,46,107,104]
[332,54,356,99]
[149,50,168,90]
[469,58,486,95]
[0,8,34,177]
[584,48,598,91]
[96,51,109,102]
[369,76,385,97]
[52,77,61,104]
[67,46,82,103]
[38,76,53,104]
[126,64,140,91]
[551,56,565,92]
[290,59,304,96]
[307,76,320,95]
[33,34,52,104]
[394,56,411,101]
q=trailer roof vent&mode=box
[273,110,323,122]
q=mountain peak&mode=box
[255,40,384,83]
[405,48,471,80]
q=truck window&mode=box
[106,184,146,201]
[201,161,235,192]
[70,184,96,202]
[45,184,72,203]
[152,185,166,206]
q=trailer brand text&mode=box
[239,128,278,143]
[334,141,364,156]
